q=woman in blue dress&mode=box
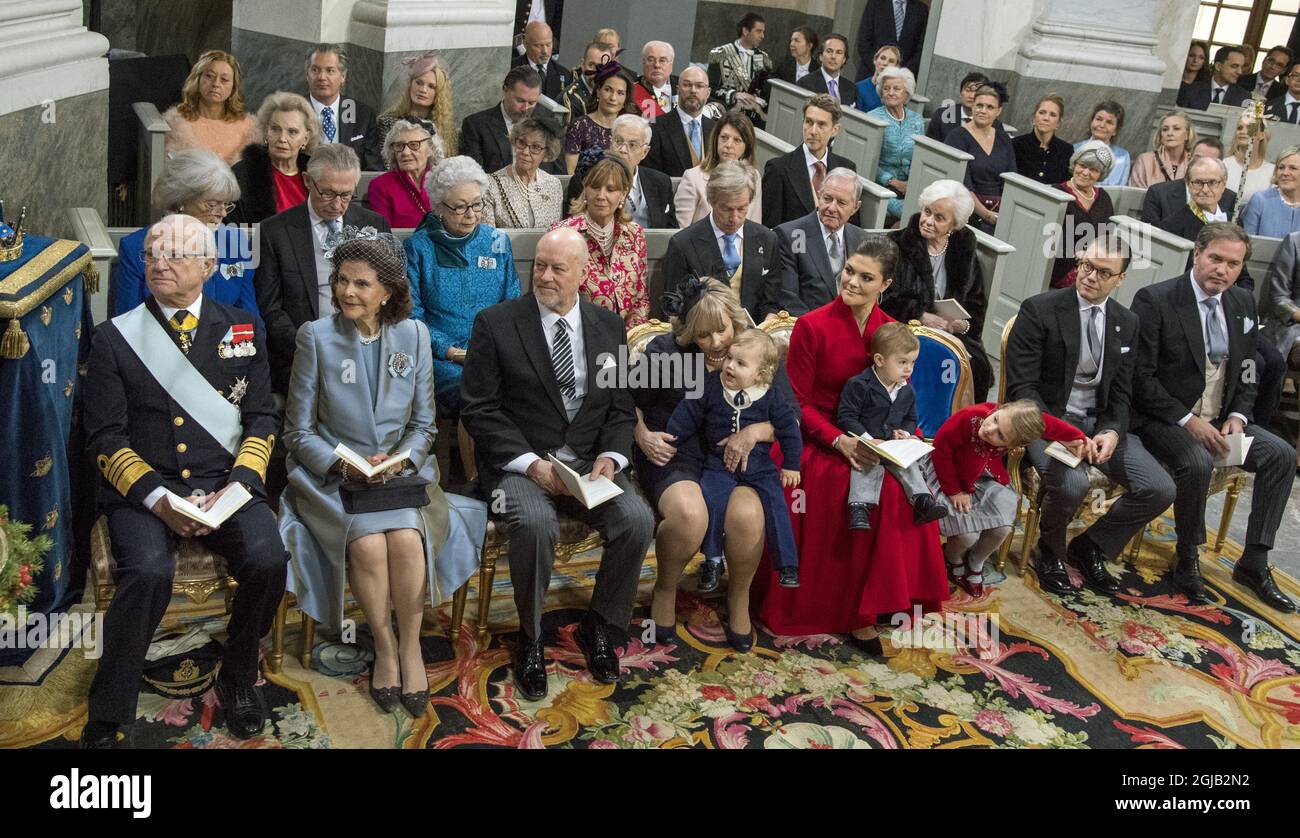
[1073,100,1132,188]
[403,156,522,420]
[1241,146,1300,238]
[114,149,260,321]
[869,66,925,221]
[856,44,900,114]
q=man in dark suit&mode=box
[460,66,545,176]
[306,44,378,164]
[562,41,612,123]
[563,115,676,228]
[1006,238,1176,596]
[797,33,858,110]
[512,0,562,54]
[1177,45,1250,111]
[661,160,779,323]
[762,94,858,228]
[857,0,928,78]
[1264,60,1300,123]
[1150,157,1286,431]
[1241,45,1292,102]
[775,169,866,315]
[511,21,571,102]
[633,40,679,121]
[1131,223,1297,613]
[924,72,988,142]
[645,66,715,178]
[80,215,286,747]
[252,145,390,393]
[1139,138,1223,224]
[460,227,655,700]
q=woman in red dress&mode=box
[757,236,948,653]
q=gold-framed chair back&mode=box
[759,310,798,360]
[626,318,673,358]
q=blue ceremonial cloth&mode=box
[0,234,95,664]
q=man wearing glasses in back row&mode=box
[253,143,390,395]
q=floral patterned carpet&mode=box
[5,513,1300,749]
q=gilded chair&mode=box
[451,319,676,648]
[997,315,1247,575]
[758,310,798,359]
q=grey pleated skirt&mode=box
[921,462,1019,537]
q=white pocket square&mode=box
[762,268,771,275]
[1244,317,1255,333]
[1120,346,1131,354]
[601,356,617,370]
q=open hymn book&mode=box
[548,454,624,509]
[164,483,252,529]
[334,443,411,478]
[848,432,934,469]
[1044,441,1083,468]
[1214,433,1253,468]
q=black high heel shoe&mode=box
[368,662,402,714]
[400,688,430,718]
[724,622,754,653]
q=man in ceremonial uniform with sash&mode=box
[80,214,288,747]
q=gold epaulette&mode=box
[232,434,275,481]
[98,448,154,497]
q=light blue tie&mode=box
[895,0,906,40]
[722,233,740,275]
[321,105,337,143]
[687,118,702,160]
[1203,298,1227,366]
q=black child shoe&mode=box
[697,559,723,593]
[778,566,800,588]
[849,503,873,530]
[912,495,949,526]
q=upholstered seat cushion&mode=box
[89,516,229,597]
[1020,463,1243,502]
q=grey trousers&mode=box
[849,460,932,507]
[1026,414,1176,560]
[1135,420,1295,553]
[493,470,655,641]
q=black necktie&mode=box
[1289,102,1299,124]
[1212,87,1224,104]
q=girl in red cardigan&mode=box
[929,400,1087,595]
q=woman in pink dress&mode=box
[366,118,444,228]
[163,50,259,165]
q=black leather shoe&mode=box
[512,636,548,700]
[849,503,873,530]
[78,721,121,749]
[368,682,401,714]
[1232,563,1298,613]
[574,614,621,684]
[1172,548,1211,604]
[912,495,949,525]
[1029,543,1072,596]
[1067,536,1120,595]
[724,622,754,652]
[848,633,884,657]
[778,566,800,587]
[214,674,268,739]
[652,621,677,645]
[400,689,430,718]
[697,559,722,593]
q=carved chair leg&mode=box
[300,614,315,670]
[450,583,468,653]
[269,595,287,675]
[1021,503,1041,575]
[1214,478,1243,554]
[476,545,499,646]
[996,525,1014,573]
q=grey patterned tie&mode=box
[895,0,906,39]
[1202,297,1227,366]
[1081,305,1102,375]
[552,319,577,400]
[827,233,843,278]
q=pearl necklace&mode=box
[359,330,380,345]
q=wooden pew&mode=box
[1106,215,1195,308]
[985,173,1072,355]
[133,102,170,225]
[900,135,971,221]
[755,128,893,229]
[766,79,810,147]
[1103,185,1147,220]
[766,78,887,179]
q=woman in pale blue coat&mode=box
[279,235,485,718]
[869,66,925,220]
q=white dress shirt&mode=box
[794,60,812,82]
[145,295,206,510]
[821,68,845,102]
[818,218,845,272]
[1180,272,1248,428]
[1209,80,1231,103]
[627,169,648,227]
[310,95,341,144]
[802,143,830,195]
[307,202,341,316]
[503,297,629,475]
[1284,93,1300,123]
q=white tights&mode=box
[943,526,1012,578]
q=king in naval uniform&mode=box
[79,214,288,748]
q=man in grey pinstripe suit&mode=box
[461,227,655,700]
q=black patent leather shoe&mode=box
[1172,548,1211,604]
[1067,536,1120,595]
[1232,564,1298,613]
[78,721,121,749]
[778,566,800,588]
[849,503,873,530]
[214,674,268,739]
[512,636,548,700]
[651,621,677,645]
[574,614,621,684]
[697,559,723,593]
[724,622,754,652]
[848,633,884,657]
[912,495,949,526]
[1030,543,1072,596]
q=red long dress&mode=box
[756,296,949,635]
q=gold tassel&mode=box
[82,262,99,294]
[1,318,29,359]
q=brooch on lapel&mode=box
[217,323,256,358]
[387,351,412,378]
[227,376,249,406]
[219,263,245,279]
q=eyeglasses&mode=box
[140,251,204,265]
[513,139,546,154]
[440,200,484,216]
[390,139,429,152]
[312,187,356,202]
[1077,258,1122,282]
[195,200,236,216]
[678,81,709,91]
[610,137,644,152]
[1189,178,1224,190]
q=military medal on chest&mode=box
[226,375,249,406]
[217,323,256,358]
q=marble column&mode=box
[0,0,110,236]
